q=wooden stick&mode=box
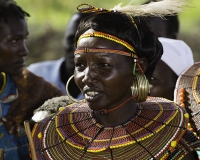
[0,148,4,160]
[24,120,37,160]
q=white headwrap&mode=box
[158,37,194,76]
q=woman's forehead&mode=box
[74,52,130,63]
[77,29,129,52]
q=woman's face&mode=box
[149,60,178,100]
[74,29,134,111]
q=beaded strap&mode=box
[77,32,135,53]
[128,14,139,34]
[74,48,137,57]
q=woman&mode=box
[149,37,194,100]
[30,1,200,159]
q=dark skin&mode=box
[148,60,198,160]
[0,16,29,89]
[61,13,84,98]
[74,29,147,126]
[148,60,178,101]
[148,17,177,39]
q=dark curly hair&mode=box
[144,0,179,39]
[0,0,30,23]
[75,12,163,78]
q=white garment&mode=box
[28,58,66,93]
[159,37,194,76]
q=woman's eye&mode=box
[11,40,17,44]
[75,63,85,69]
[150,77,157,81]
[99,63,111,67]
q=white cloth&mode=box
[27,58,66,93]
[27,58,83,99]
[159,37,194,76]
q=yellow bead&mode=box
[184,113,189,119]
[59,107,65,111]
[187,123,191,128]
[171,141,177,148]
[38,132,42,139]
[193,132,197,136]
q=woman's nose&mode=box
[82,67,99,84]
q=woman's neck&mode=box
[93,99,138,127]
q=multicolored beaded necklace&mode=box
[30,97,200,160]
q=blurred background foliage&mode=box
[16,0,200,66]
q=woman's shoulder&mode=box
[143,96,185,112]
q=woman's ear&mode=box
[136,58,148,73]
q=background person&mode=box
[144,0,179,39]
[0,1,63,159]
[28,12,92,99]
[149,37,194,100]
[29,1,200,159]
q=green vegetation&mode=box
[15,0,200,65]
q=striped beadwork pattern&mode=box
[32,97,200,160]
[174,62,200,136]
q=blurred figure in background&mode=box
[145,1,197,158]
[0,1,63,159]
[144,0,179,39]
[149,37,194,100]
[28,13,92,99]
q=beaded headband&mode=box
[77,32,135,53]
[74,48,141,74]
[74,48,137,57]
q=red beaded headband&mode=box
[74,48,143,74]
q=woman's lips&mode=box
[84,90,103,102]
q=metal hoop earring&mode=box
[66,75,80,103]
[131,72,149,102]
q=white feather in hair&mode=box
[112,0,187,17]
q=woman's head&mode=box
[72,2,187,112]
[73,11,163,111]
[75,12,163,78]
